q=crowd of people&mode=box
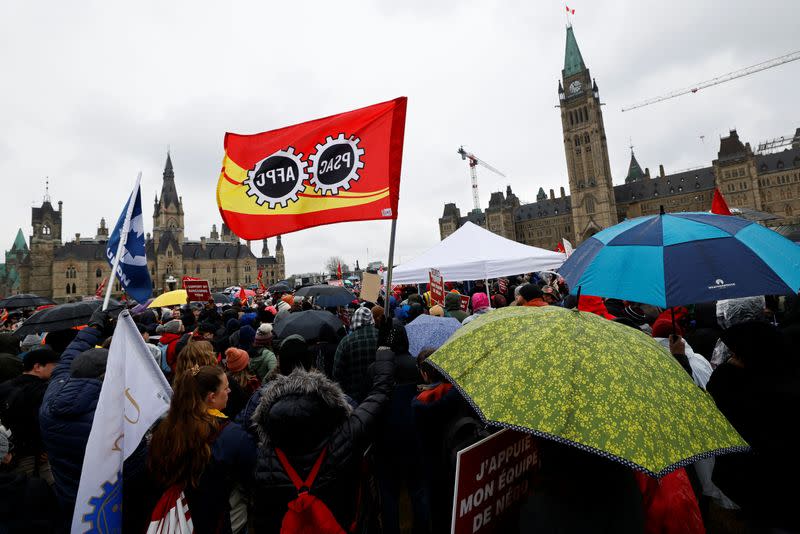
[0,274,799,533]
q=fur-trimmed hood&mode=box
[252,368,352,453]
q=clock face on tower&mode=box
[569,80,582,94]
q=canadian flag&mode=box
[566,5,575,14]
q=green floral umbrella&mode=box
[430,306,748,477]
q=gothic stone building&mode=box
[3,154,286,301]
[439,26,800,249]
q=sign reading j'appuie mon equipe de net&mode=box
[451,429,540,534]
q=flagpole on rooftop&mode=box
[103,172,142,311]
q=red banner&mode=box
[217,97,407,239]
[451,430,540,534]
[429,269,445,306]
[184,280,211,302]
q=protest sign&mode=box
[184,279,211,302]
[361,272,381,303]
[460,294,471,312]
[429,268,445,305]
[451,429,540,534]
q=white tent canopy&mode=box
[388,222,566,284]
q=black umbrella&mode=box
[272,310,344,342]
[269,282,294,294]
[14,299,125,336]
[0,294,56,310]
[295,285,357,307]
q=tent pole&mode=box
[385,218,398,319]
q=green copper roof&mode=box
[625,151,646,183]
[11,229,27,252]
[564,26,586,78]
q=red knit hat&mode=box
[651,307,688,338]
[225,347,249,373]
[578,295,615,320]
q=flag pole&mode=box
[103,172,142,311]
[384,218,398,319]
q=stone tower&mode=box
[152,153,185,288]
[275,235,284,267]
[152,152,185,248]
[29,186,63,297]
[261,238,270,258]
[559,25,617,242]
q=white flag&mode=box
[72,311,172,533]
[562,238,574,258]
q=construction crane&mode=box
[622,50,800,112]
[457,146,506,211]
[756,134,797,154]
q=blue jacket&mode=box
[39,326,103,517]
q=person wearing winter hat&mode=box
[275,300,291,314]
[429,304,445,317]
[249,323,277,381]
[491,294,507,309]
[224,347,260,419]
[650,307,711,387]
[444,292,469,323]
[20,334,43,353]
[333,307,379,403]
[237,325,256,351]
[281,294,294,307]
[516,284,548,307]
[463,293,492,325]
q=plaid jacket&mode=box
[333,324,379,403]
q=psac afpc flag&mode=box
[217,97,407,239]
[72,311,172,533]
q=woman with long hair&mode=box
[148,365,256,534]
[173,340,217,382]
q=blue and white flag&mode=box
[72,311,172,533]
[107,179,152,303]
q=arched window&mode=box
[585,196,595,214]
[226,265,231,273]
[71,283,76,294]
[574,136,581,147]
[195,265,200,274]
[167,249,173,258]
[584,133,590,143]
[65,268,71,278]
[787,204,793,217]
[42,225,51,236]
[212,265,217,273]
[96,268,102,278]
[66,283,71,294]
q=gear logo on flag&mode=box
[245,147,309,208]
[82,475,122,533]
[309,133,365,195]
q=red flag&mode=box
[95,277,107,298]
[238,286,248,306]
[711,188,732,216]
[0,309,7,324]
[555,242,565,253]
[257,269,266,292]
[218,97,408,239]
[337,263,343,280]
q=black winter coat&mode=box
[39,326,104,515]
[251,348,395,533]
[0,373,49,456]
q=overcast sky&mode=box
[2,1,798,275]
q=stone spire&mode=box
[261,238,270,258]
[159,152,180,210]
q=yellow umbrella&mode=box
[147,290,188,308]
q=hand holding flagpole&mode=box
[103,172,143,311]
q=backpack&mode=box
[158,344,172,375]
[275,447,346,534]
[146,484,193,534]
[0,382,27,450]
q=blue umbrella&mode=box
[560,211,800,308]
[406,314,462,357]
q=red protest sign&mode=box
[429,268,445,306]
[460,294,471,312]
[184,280,211,302]
[451,429,540,534]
